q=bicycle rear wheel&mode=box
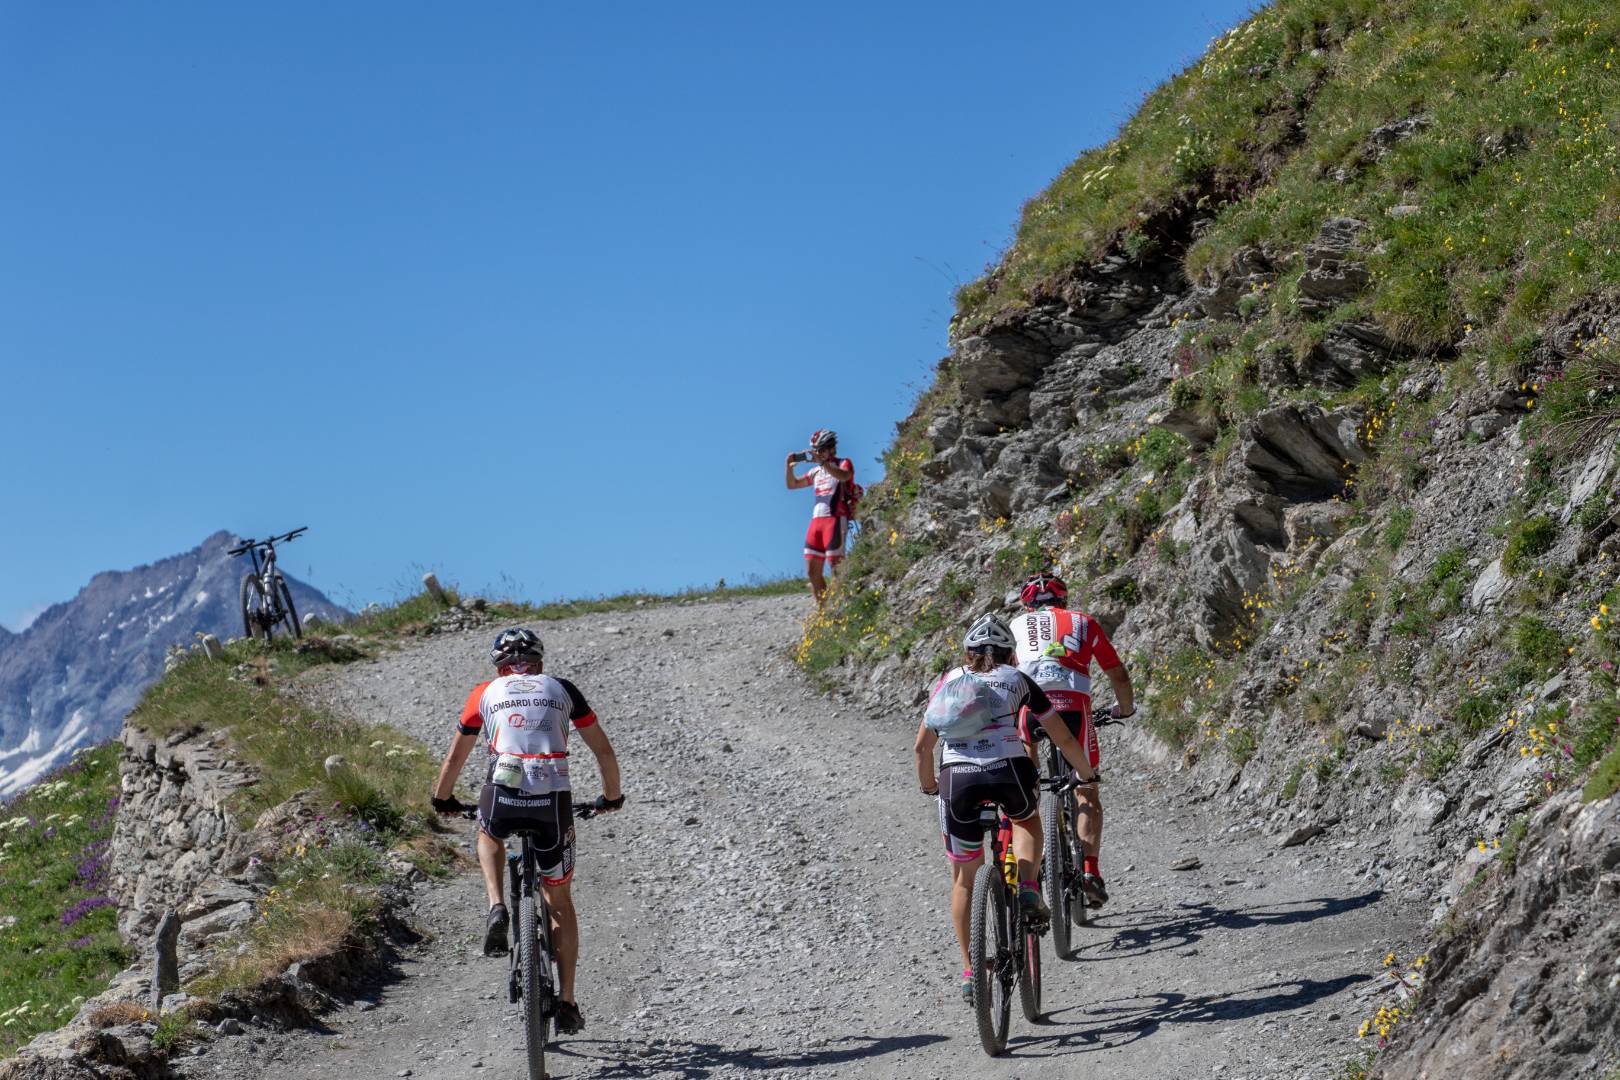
[521,871,549,1078]
[275,576,301,639]
[1018,907,1042,1022]
[970,865,1010,1056]
[240,572,272,642]
[1042,793,1073,959]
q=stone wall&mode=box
[111,726,257,943]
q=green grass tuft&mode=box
[1502,516,1559,575]
[1584,746,1620,803]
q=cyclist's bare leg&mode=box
[806,558,827,604]
[1010,814,1043,884]
[544,880,579,1002]
[477,829,506,908]
[1074,786,1102,861]
[948,855,981,970]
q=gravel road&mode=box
[176,593,1422,1079]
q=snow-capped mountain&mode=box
[0,531,347,796]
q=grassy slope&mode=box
[958,0,1620,367]
[0,744,126,1056]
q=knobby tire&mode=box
[240,572,272,643]
[1019,906,1042,1022]
[1042,792,1072,960]
[970,864,1010,1056]
[521,865,548,1079]
[1049,742,1090,929]
[276,575,301,639]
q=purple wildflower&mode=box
[61,896,116,927]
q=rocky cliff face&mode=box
[820,162,1620,1080]
[0,532,346,796]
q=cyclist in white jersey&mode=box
[430,628,623,1036]
[913,613,1097,1003]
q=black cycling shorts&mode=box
[937,757,1040,863]
[477,783,575,886]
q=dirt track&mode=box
[177,593,1421,1079]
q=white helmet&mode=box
[963,613,1016,653]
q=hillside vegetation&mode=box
[0,746,126,1057]
[806,0,1620,1075]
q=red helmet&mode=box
[1019,572,1068,609]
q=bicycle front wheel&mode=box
[521,886,548,1078]
[275,576,301,639]
[970,864,1010,1056]
[1042,793,1072,960]
[240,572,272,642]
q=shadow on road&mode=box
[1007,973,1368,1057]
[1081,890,1386,959]
[552,1032,948,1078]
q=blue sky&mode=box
[0,0,1256,628]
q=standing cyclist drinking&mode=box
[1008,572,1134,907]
[430,628,625,1036]
[784,428,855,604]
[913,613,1097,1003]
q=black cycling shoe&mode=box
[1080,872,1109,908]
[555,1000,585,1035]
[1018,888,1051,929]
[483,903,509,957]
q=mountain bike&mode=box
[1039,706,1123,959]
[969,805,1044,1056]
[508,800,605,1080]
[1041,763,1087,960]
[226,527,306,642]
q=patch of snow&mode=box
[0,716,88,796]
[193,591,209,608]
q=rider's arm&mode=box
[819,457,853,482]
[432,730,477,801]
[1088,618,1134,717]
[574,722,622,803]
[555,677,621,802]
[433,683,489,801]
[1103,664,1135,717]
[913,720,939,794]
[785,456,812,489]
[1036,711,1096,782]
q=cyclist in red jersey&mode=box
[1008,572,1134,907]
[785,428,854,604]
[430,628,624,1036]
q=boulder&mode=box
[1296,218,1370,316]
[1243,404,1367,501]
[955,333,1051,427]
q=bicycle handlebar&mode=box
[226,527,308,557]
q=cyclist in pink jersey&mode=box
[915,614,1097,1003]
[784,428,854,604]
[1008,572,1134,907]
